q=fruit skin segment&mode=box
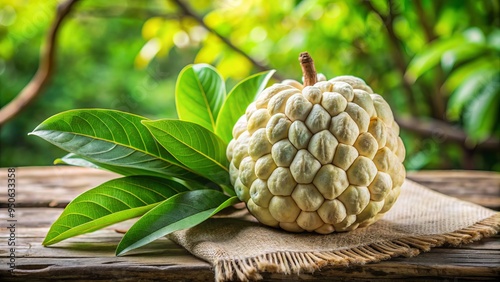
[227,74,406,234]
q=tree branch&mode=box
[171,0,284,80]
[396,116,500,151]
[76,9,180,20]
[362,0,418,117]
[412,0,446,120]
[413,0,437,42]
[0,0,80,126]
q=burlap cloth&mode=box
[168,179,500,281]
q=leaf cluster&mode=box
[3,0,499,171]
[137,0,499,170]
[30,65,274,255]
[407,27,500,142]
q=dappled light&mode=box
[0,0,498,170]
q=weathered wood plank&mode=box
[407,170,500,210]
[0,166,117,208]
[1,167,499,209]
[0,167,499,281]
[2,228,498,281]
[2,218,499,282]
[6,262,214,282]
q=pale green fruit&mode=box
[227,75,406,233]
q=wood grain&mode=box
[406,170,500,210]
[0,166,498,281]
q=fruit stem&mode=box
[299,52,317,87]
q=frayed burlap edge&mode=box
[214,212,500,282]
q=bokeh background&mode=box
[1,0,499,170]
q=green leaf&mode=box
[54,153,100,169]
[464,79,500,141]
[54,153,177,179]
[116,190,239,256]
[215,69,275,143]
[142,119,230,186]
[29,109,199,180]
[175,64,226,131]
[440,42,488,72]
[443,57,497,94]
[43,176,189,246]
[446,68,498,120]
[406,36,465,82]
[55,153,215,191]
[487,29,500,51]
[407,28,491,81]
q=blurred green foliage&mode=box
[1,0,499,170]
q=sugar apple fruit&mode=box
[227,52,406,234]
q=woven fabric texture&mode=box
[168,179,500,281]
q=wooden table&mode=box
[0,167,499,281]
